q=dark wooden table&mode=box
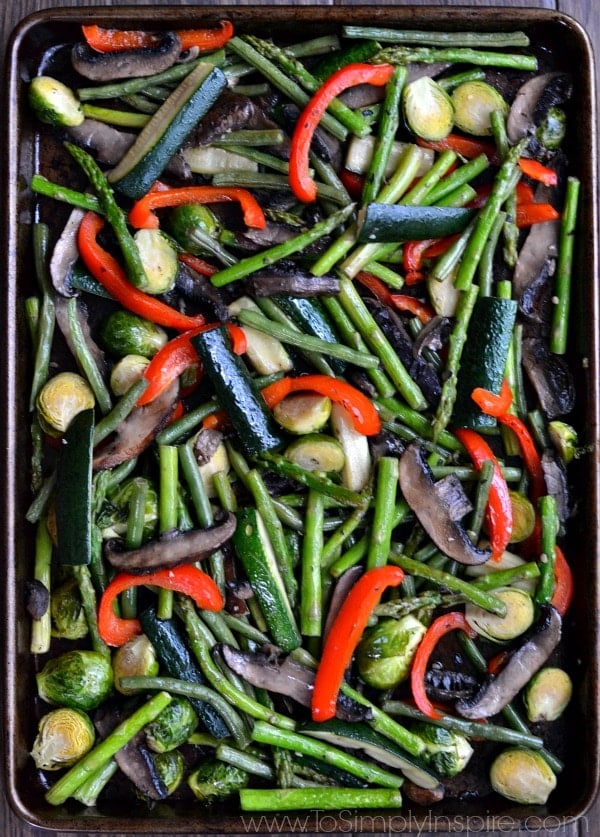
[1,1,598,835]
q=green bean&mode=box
[550,176,581,354]
[120,675,250,749]
[423,154,489,206]
[92,378,149,446]
[240,786,404,811]
[389,551,507,615]
[213,144,290,175]
[468,458,495,539]
[437,68,487,90]
[432,283,479,439]
[300,490,325,637]
[156,445,178,619]
[536,495,559,605]
[366,457,399,569]
[217,743,274,780]
[81,103,149,128]
[210,203,355,287]
[321,500,371,568]
[377,396,463,452]
[361,66,406,204]
[255,297,335,376]
[45,692,173,805]
[179,442,226,592]
[344,26,530,48]
[329,500,411,578]
[260,452,368,507]
[471,561,540,590]
[244,35,372,138]
[235,307,380,369]
[227,37,347,141]
[336,277,428,411]
[478,210,506,296]
[382,700,545,749]
[374,45,537,71]
[29,224,56,411]
[66,297,112,414]
[76,54,222,100]
[251,722,402,788]
[30,518,52,654]
[31,175,102,213]
[178,596,296,730]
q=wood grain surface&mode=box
[1,1,597,835]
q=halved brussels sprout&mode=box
[523,666,573,722]
[98,476,159,542]
[508,490,536,542]
[490,747,557,804]
[36,649,114,711]
[403,77,454,141]
[113,634,159,695]
[548,420,579,464]
[451,80,508,136]
[188,759,248,804]
[284,433,345,473]
[36,371,95,436]
[153,749,185,795]
[110,354,150,396]
[357,614,427,690]
[29,76,84,128]
[134,228,179,295]
[31,707,95,770]
[465,587,535,642]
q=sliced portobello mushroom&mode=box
[71,31,183,81]
[455,605,562,719]
[507,72,572,146]
[93,379,179,470]
[522,337,576,419]
[50,207,86,297]
[219,643,373,724]
[104,510,237,573]
[398,443,491,566]
[247,266,340,298]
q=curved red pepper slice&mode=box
[311,566,405,721]
[454,427,513,562]
[470,378,513,417]
[261,374,381,436]
[137,323,247,406]
[410,611,477,720]
[289,63,395,203]
[129,185,266,230]
[551,546,574,617]
[98,565,224,647]
[78,212,205,332]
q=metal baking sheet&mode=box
[2,5,599,832]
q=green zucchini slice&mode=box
[233,507,301,652]
[109,62,227,199]
[55,408,94,566]
[357,203,476,243]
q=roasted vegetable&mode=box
[490,748,557,804]
[113,635,160,695]
[187,759,249,804]
[410,721,474,779]
[523,666,573,722]
[145,696,199,753]
[31,708,95,770]
[35,372,95,436]
[357,615,427,690]
[28,76,84,127]
[99,310,168,358]
[36,650,114,712]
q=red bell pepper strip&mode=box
[517,158,558,186]
[339,168,366,201]
[178,252,218,277]
[356,271,395,306]
[129,185,266,230]
[470,378,513,417]
[311,565,405,721]
[417,134,498,162]
[410,611,477,720]
[98,565,224,647]
[551,546,574,617]
[289,63,395,203]
[81,20,234,53]
[78,212,205,332]
[137,323,247,406]
[516,203,560,227]
[469,181,536,210]
[454,427,513,561]
[390,295,436,324]
[261,374,382,436]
